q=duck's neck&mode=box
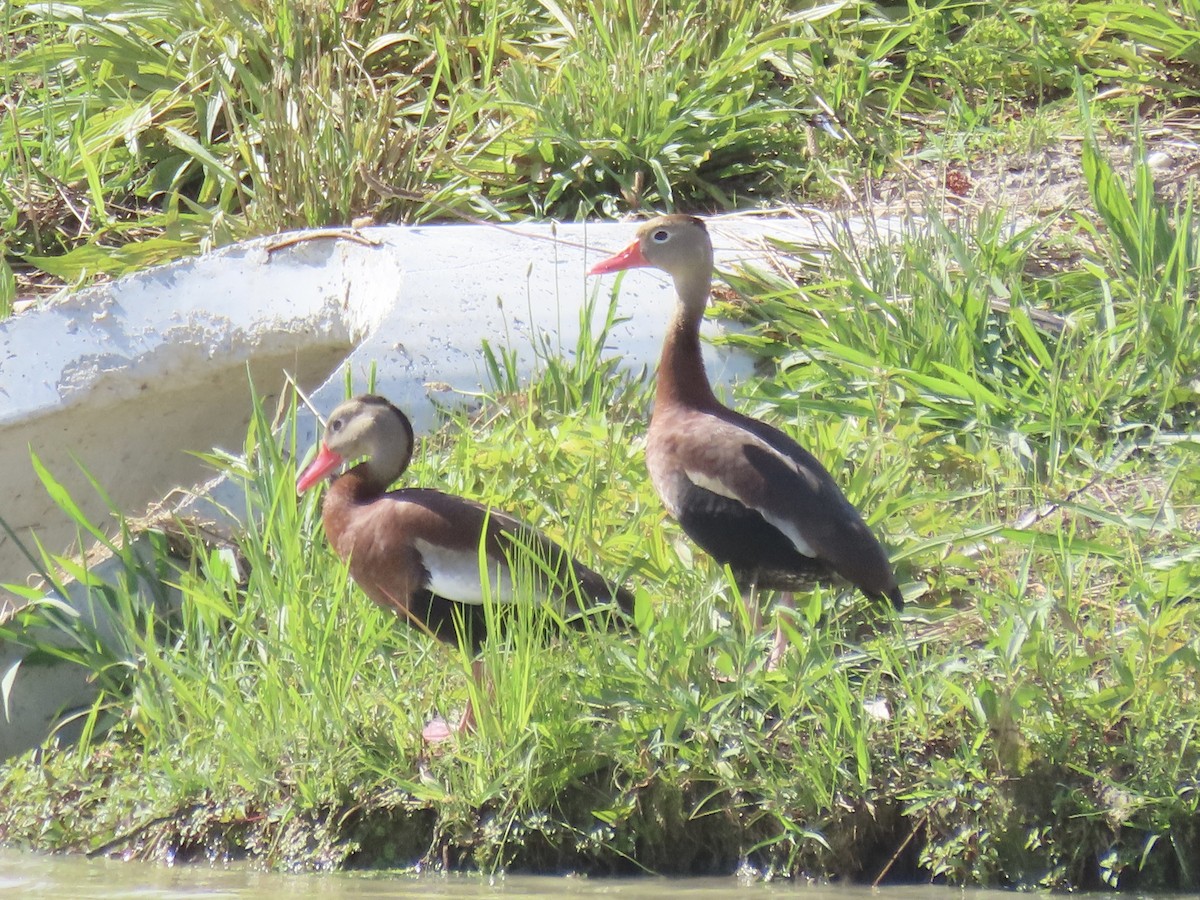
[654,288,719,413]
[320,462,389,548]
[343,460,398,496]
[323,461,389,514]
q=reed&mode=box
[5,0,1197,300]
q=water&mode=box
[0,849,1091,900]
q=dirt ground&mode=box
[854,107,1200,247]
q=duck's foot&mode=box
[422,698,478,743]
[765,624,788,671]
[422,716,456,743]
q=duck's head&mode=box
[588,214,713,282]
[296,394,415,494]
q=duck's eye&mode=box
[652,229,670,243]
[329,417,344,434]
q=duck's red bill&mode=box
[296,443,344,494]
[588,240,649,275]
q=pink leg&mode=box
[766,592,795,671]
[422,658,486,743]
[743,581,764,633]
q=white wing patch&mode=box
[684,462,818,560]
[414,539,550,606]
[684,467,742,503]
[759,511,818,559]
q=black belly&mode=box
[409,591,599,654]
[676,483,831,591]
[411,591,490,653]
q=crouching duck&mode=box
[297,394,633,741]
[589,215,902,667]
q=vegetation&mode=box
[2,0,1200,891]
[3,133,1199,885]
[4,0,1200,308]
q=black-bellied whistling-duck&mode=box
[296,394,633,741]
[589,215,902,666]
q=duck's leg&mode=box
[766,592,796,671]
[742,577,763,634]
[458,658,486,734]
[742,578,791,671]
[422,658,487,743]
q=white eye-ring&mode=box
[652,229,670,243]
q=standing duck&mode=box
[589,215,902,666]
[296,394,633,741]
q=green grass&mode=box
[3,0,1200,889]
[2,136,1199,886]
[4,0,1200,298]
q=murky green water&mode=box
[0,848,1095,900]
